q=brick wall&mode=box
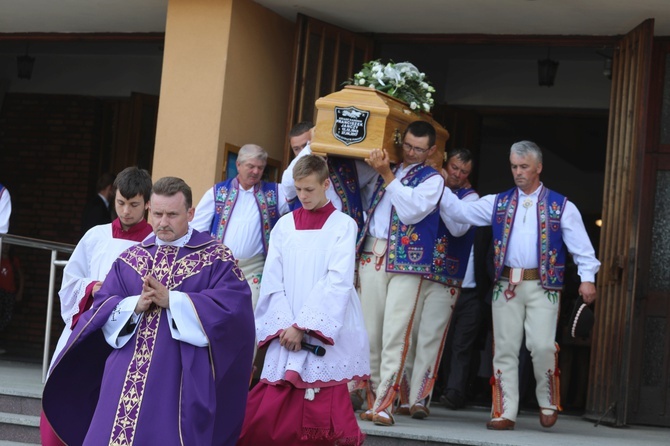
[0,93,103,359]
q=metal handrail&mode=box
[0,233,74,382]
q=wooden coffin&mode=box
[311,85,449,167]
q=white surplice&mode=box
[49,224,146,371]
[255,210,370,386]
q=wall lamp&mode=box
[17,44,35,80]
[597,50,613,80]
[538,48,559,87]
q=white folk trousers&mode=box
[402,279,459,407]
[358,236,422,414]
[491,278,561,421]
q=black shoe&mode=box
[441,390,465,410]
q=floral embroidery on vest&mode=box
[425,188,476,286]
[492,187,567,291]
[492,191,518,276]
[356,164,439,274]
[211,179,279,255]
[328,158,364,229]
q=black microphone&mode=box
[301,341,326,357]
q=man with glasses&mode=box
[356,120,444,426]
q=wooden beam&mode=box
[373,33,618,47]
[0,32,164,42]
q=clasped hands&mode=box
[135,276,170,314]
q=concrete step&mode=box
[0,412,40,444]
[0,387,42,445]
[0,394,41,418]
[0,441,41,446]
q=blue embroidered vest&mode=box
[491,186,567,290]
[289,157,365,229]
[357,164,441,275]
[424,187,477,286]
[209,178,280,256]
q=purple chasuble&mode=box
[42,230,255,446]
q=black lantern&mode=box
[17,45,35,80]
[538,48,559,87]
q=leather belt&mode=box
[501,267,539,281]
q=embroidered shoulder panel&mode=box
[119,243,244,289]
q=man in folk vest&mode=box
[192,144,290,308]
[281,121,377,230]
[399,148,478,419]
[441,140,599,430]
[357,120,444,426]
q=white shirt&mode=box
[441,183,600,283]
[461,248,476,289]
[191,181,290,260]
[368,163,444,239]
[281,144,378,213]
[0,188,11,233]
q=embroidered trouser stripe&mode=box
[403,280,458,406]
[491,279,560,421]
[358,237,422,414]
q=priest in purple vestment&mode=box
[43,176,255,446]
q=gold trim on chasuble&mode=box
[109,244,233,445]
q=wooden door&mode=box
[585,19,654,426]
[627,40,670,427]
[107,92,159,174]
[284,14,374,167]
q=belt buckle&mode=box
[508,267,524,285]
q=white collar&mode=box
[156,226,193,247]
[518,183,543,199]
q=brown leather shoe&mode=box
[486,418,515,430]
[372,412,395,426]
[359,410,373,421]
[410,403,430,419]
[539,408,558,428]
[394,404,410,416]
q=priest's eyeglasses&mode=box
[402,142,431,154]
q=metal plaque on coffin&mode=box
[312,85,449,167]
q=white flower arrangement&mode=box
[345,60,436,113]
